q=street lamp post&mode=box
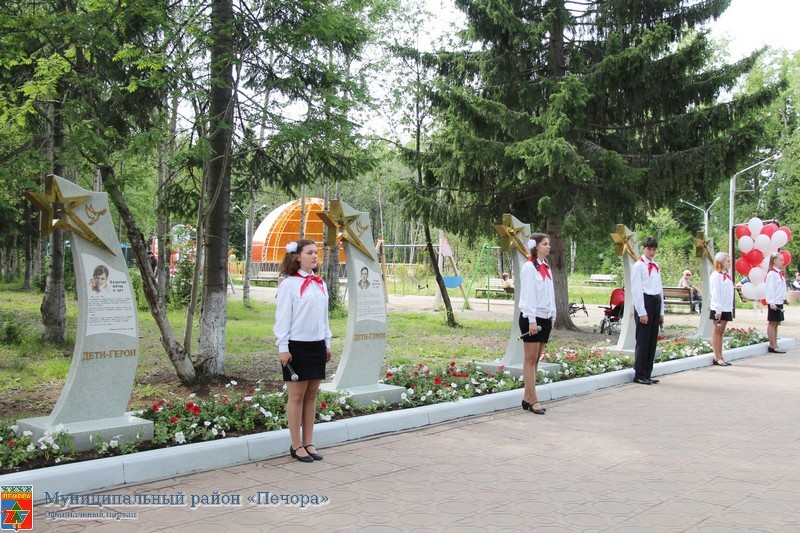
[728,154,781,258]
[679,197,720,236]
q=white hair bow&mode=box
[527,238,537,251]
[285,242,298,253]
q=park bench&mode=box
[586,274,616,285]
[250,271,281,287]
[662,286,694,311]
[475,278,514,298]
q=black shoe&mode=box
[290,445,314,463]
[303,444,323,461]
[768,347,786,354]
[522,400,545,414]
[649,378,660,384]
[633,378,652,385]
[713,359,731,366]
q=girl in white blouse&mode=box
[708,252,734,366]
[518,233,555,415]
[765,252,787,353]
[274,239,332,462]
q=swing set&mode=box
[463,243,514,311]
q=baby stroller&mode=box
[598,288,625,335]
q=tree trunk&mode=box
[197,0,234,376]
[423,223,456,327]
[548,216,578,331]
[41,98,66,345]
[322,179,341,310]
[242,194,255,307]
[100,166,197,383]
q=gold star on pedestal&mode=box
[24,174,116,255]
[317,199,374,260]
[694,232,714,262]
[610,224,638,261]
[494,214,529,257]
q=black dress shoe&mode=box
[522,400,545,414]
[768,347,786,354]
[633,378,652,385]
[303,444,323,461]
[290,445,314,463]
[649,378,660,384]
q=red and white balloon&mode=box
[735,217,793,300]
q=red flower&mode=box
[386,371,394,378]
[433,376,443,385]
[486,373,495,378]
[185,402,201,415]
[413,371,419,376]
[498,365,505,372]
[169,416,181,424]
[234,404,242,410]
[423,369,430,375]
[320,401,328,410]
[152,402,162,412]
[8,440,15,447]
[219,396,231,404]
[418,363,425,368]
[449,361,456,367]
[247,389,255,394]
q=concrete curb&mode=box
[5,338,795,502]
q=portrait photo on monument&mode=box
[358,266,371,290]
[88,264,111,295]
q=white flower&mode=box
[401,393,408,401]
[174,431,186,444]
[204,421,211,427]
[109,440,118,449]
[451,383,458,389]
[52,443,60,451]
[498,380,506,387]
[188,393,196,398]
[22,430,32,437]
[26,444,35,452]
[211,428,218,436]
[230,380,238,386]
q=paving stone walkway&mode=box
[31,348,800,532]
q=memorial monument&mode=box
[20,175,153,451]
[317,200,404,405]
[609,224,640,353]
[694,232,714,341]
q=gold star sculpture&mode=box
[24,174,116,255]
[694,232,714,262]
[494,214,530,257]
[610,224,638,261]
[317,199,374,260]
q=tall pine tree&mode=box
[402,0,781,329]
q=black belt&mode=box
[644,293,661,300]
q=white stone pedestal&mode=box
[17,414,153,452]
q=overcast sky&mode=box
[711,0,800,59]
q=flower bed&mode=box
[0,328,768,473]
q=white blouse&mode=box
[273,269,332,352]
[709,271,734,314]
[765,268,787,305]
[518,259,556,320]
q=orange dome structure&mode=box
[251,198,345,264]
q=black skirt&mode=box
[283,340,326,381]
[767,304,784,323]
[519,314,552,343]
[709,310,733,322]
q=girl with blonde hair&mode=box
[765,252,787,353]
[709,252,734,366]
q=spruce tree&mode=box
[402,0,781,329]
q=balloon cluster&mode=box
[735,217,793,302]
